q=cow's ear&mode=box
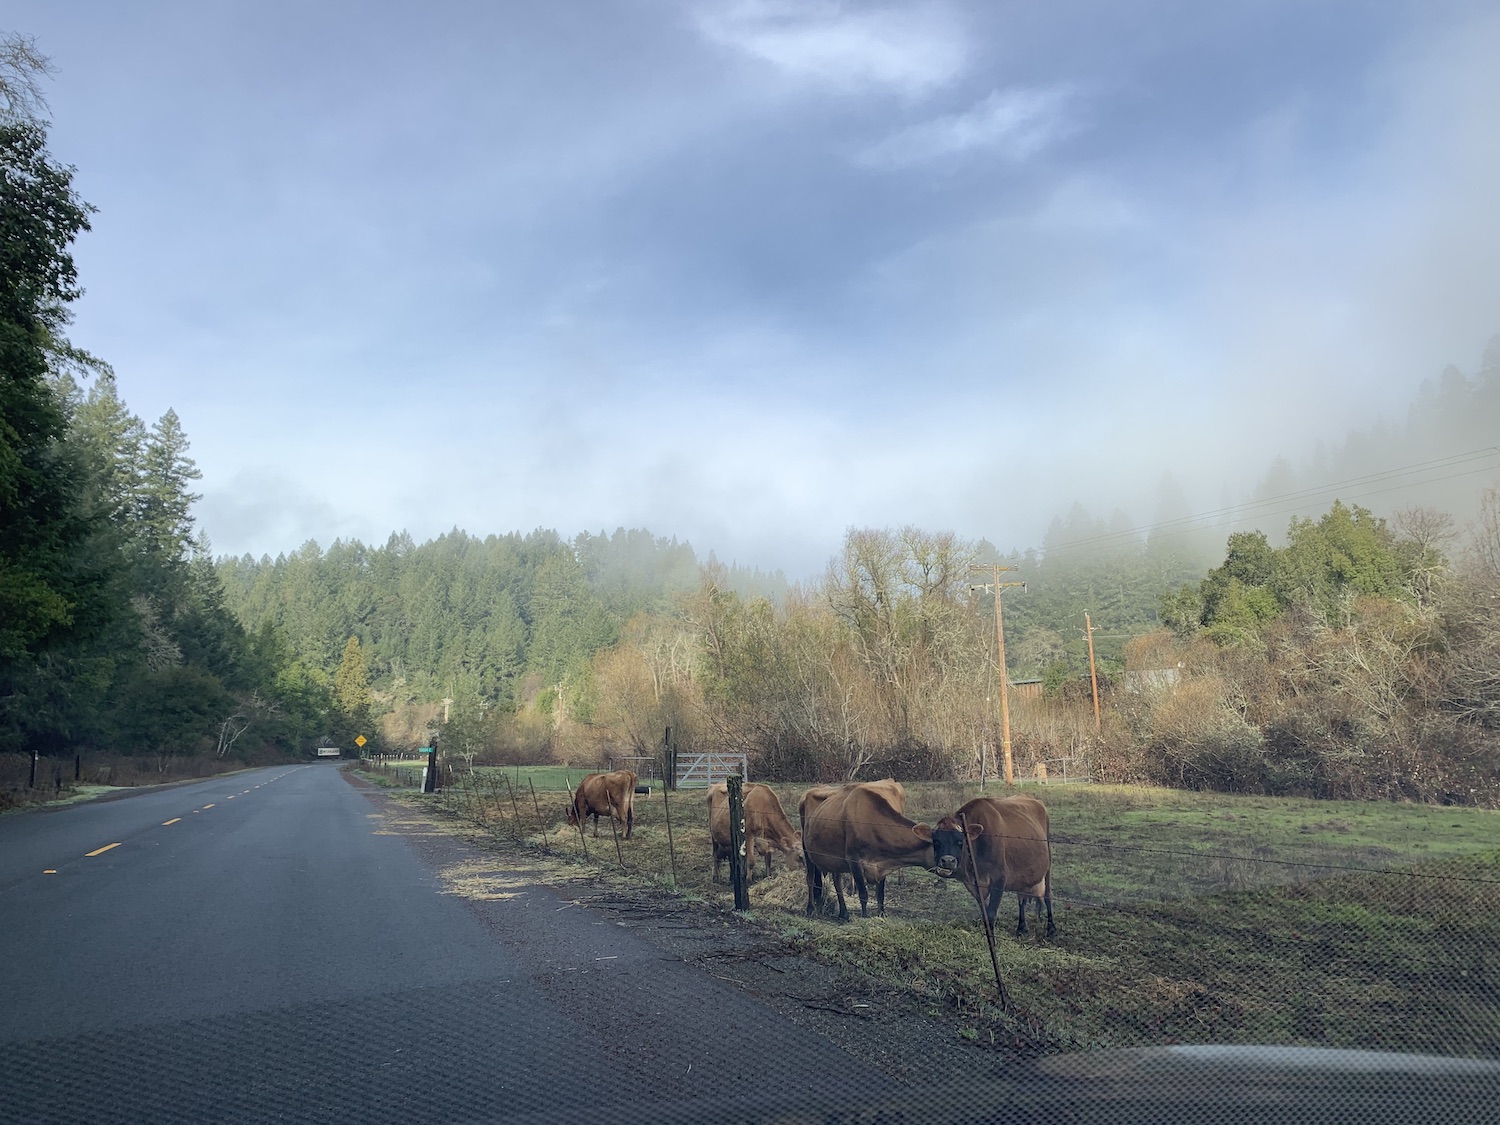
[912,824,932,842]
[966,822,984,840]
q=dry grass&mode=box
[422,775,1500,1057]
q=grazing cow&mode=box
[566,770,637,840]
[800,780,934,921]
[706,782,803,883]
[931,795,1055,938]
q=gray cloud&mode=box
[694,0,968,94]
[856,87,1074,168]
[13,0,1500,578]
[196,471,364,559]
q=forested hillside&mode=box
[215,527,737,713]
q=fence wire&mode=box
[370,765,1500,1061]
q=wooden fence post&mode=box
[662,785,679,886]
[565,781,590,861]
[608,799,625,868]
[528,779,551,854]
[959,811,1009,1009]
[502,775,525,843]
[727,775,749,911]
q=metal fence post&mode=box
[423,736,438,794]
[727,775,749,911]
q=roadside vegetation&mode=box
[392,770,1500,1058]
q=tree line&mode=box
[0,39,322,775]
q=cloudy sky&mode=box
[11,1,1500,575]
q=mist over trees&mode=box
[1243,339,1500,529]
[212,528,784,751]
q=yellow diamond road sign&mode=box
[355,735,367,748]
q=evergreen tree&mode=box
[135,408,200,573]
[331,635,372,747]
[0,116,97,667]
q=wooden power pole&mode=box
[1085,612,1102,734]
[971,564,1025,785]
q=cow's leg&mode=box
[832,872,850,922]
[850,866,870,918]
[592,813,600,838]
[764,847,773,880]
[805,861,819,916]
[1043,874,1057,938]
[984,880,1005,930]
[1016,894,1029,937]
[625,801,633,840]
[875,876,886,917]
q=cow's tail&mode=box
[1045,824,1054,901]
[1042,823,1056,931]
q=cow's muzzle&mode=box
[933,857,958,878]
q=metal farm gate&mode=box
[673,751,747,788]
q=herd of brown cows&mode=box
[566,771,1055,936]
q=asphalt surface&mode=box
[0,764,890,1124]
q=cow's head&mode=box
[929,815,981,878]
[565,802,580,827]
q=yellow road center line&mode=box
[227,795,235,800]
[162,818,181,826]
[43,869,57,874]
[202,803,215,809]
[85,843,121,857]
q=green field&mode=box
[429,776,1500,1057]
[365,763,605,793]
[471,765,598,793]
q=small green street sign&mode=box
[417,747,434,754]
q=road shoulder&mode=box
[342,771,1022,1086]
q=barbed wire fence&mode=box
[394,766,1500,1058]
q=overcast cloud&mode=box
[9,0,1500,576]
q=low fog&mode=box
[8,1,1498,578]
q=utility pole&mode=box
[970,564,1025,785]
[1085,612,1102,734]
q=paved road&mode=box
[0,765,889,1124]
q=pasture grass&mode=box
[434,776,1500,1057]
[470,765,598,792]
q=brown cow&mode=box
[800,780,934,921]
[930,795,1055,938]
[707,782,802,883]
[566,770,636,840]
